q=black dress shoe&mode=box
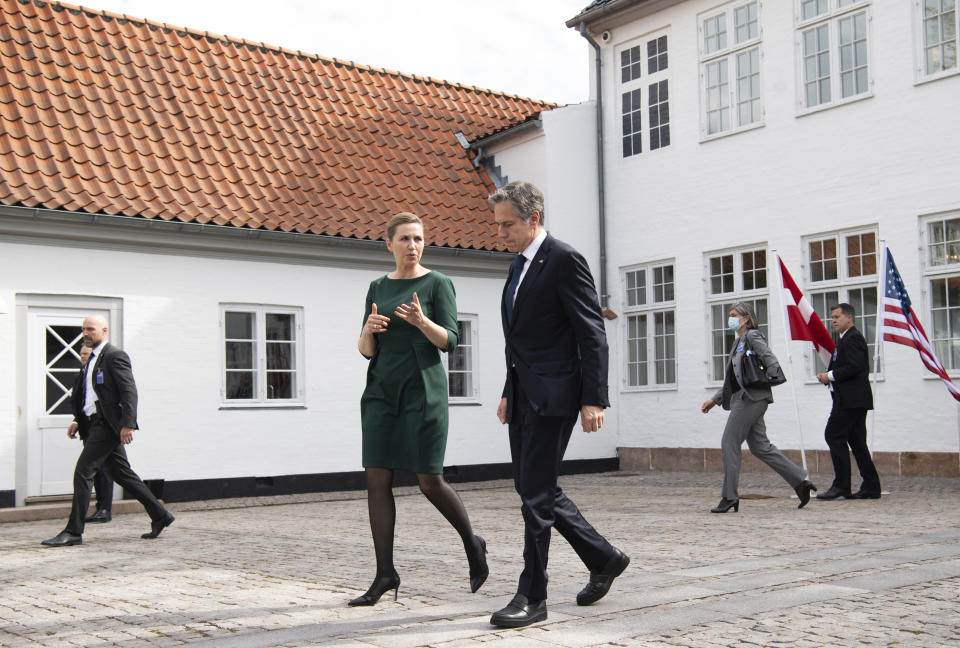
[141,514,174,539]
[815,486,851,500]
[711,498,739,513]
[577,548,630,605]
[41,531,82,547]
[847,490,881,499]
[85,509,112,523]
[794,480,817,509]
[490,594,547,628]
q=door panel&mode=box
[26,309,109,497]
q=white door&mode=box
[26,309,109,496]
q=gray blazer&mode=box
[712,328,782,410]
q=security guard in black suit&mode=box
[42,315,174,546]
[816,303,881,500]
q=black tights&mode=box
[364,467,477,576]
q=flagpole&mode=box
[774,251,808,474]
[868,243,886,458]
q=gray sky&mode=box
[82,0,592,105]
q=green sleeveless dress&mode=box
[360,271,459,474]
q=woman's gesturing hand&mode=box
[364,303,390,336]
[394,292,427,329]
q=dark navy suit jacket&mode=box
[828,326,874,410]
[71,342,140,436]
[501,234,610,418]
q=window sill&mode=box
[915,67,960,86]
[699,121,765,143]
[621,385,678,393]
[796,91,873,118]
[449,399,483,406]
[219,403,307,410]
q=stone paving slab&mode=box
[1,471,959,648]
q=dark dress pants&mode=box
[824,406,881,493]
[66,415,167,535]
[93,466,113,512]
[508,384,614,601]
[81,436,114,512]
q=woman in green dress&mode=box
[350,212,488,606]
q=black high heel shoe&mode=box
[711,498,739,513]
[348,572,400,606]
[467,535,489,593]
[794,480,817,509]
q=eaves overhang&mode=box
[0,205,513,278]
[566,0,687,31]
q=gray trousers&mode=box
[721,392,806,500]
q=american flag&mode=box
[881,248,960,403]
[778,256,835,366]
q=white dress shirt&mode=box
[510,229,547,305]
[83,341,106,416]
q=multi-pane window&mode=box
[221,305,303,403]
[706,247,769,382]
[924,215,960,372]
[700,1,763,137]
[620,32,670,158]
[446,316,479,401]
[623,262,676,389]
[621,44,644,82]
[804,229,879,373]
[797,0,871,111]
[919,0,958,78]
[649,80,670,150]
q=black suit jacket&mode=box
[71,342,140,436]
[501,234,610,418]
[828,326,873,410]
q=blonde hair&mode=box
[386,212,423,240]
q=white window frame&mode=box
[802,226,882,378]
[443,314,480,404]
[920,211,960,375]
[914,0,960,84]
[704,245,770,386]
[220,304,304,407]
[794,0,873,115]
[622,260,678,391]
[698,0,765,140]
[617,29,671,159]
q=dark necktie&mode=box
[504,254,526,326]
[78,352,95,406]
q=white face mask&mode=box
[728,316,742,331]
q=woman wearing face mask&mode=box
[700,302,816,513]
[353,212,488,606]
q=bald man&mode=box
[42,315,174,546]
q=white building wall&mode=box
[582,0,960,454]
[3,231,602,497]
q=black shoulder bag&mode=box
[741,333,787,388]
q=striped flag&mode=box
[778,256,835,366]
[881,248,960,403]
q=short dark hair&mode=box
[830,303,855,318]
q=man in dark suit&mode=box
[66,344,114,523]
[42,315,174,546]
[488,182,628,628]
[815,303,882,500]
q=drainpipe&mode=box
[577,22,613,317]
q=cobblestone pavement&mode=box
[2,471,959,648]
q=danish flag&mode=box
[778,256,836,366]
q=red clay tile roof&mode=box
[0,0,555,250]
